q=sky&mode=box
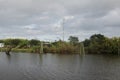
[0,0,120,41]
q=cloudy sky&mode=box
[0,0,120,41]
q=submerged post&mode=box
[40,42,43,54]
[118,40,120,56]
[79,43,85,55]
[5,46,12,55]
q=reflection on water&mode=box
[0,52,120,80]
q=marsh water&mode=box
[0,52,120,80]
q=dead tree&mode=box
[5,46,12,55]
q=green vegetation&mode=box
[0,34,119,55]
[0,37,81,54]
[83,34,120,55]
[44,41,79,54]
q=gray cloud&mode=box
[0,0,120,41]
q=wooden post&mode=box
[118,40,120,55]
[80,43,85,55]
[40,42,43,54]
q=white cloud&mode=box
[0,0,120,40]
[64,16,74,21]
[24,24,36,30]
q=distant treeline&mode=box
[0,36,80,54]
[0,34,120,54]
[0,39,40,48]
[83,34,120,55]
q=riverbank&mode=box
[0,48,32,53]
[0,47,83,54]
[0,34,119,55]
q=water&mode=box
[0,52,120,80]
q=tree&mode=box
[0,39,4,43]
[83,34,120,54]
[4,39,25,48]
[83,39,90,47]
[18,39,29,48]
[11,39,21,47]
[83,34,105,54]
[68,36,79,45]
[29,39,40,47]
[90,34,105,44]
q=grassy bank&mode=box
[0,48,33,53]
[0,42,82,54]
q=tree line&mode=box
[0,36,80,54]
[0,34,119,54]
[83,34,120,55]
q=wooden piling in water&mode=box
[79,43,85,55]
[40,42,43,54]
[5,46,12,55]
